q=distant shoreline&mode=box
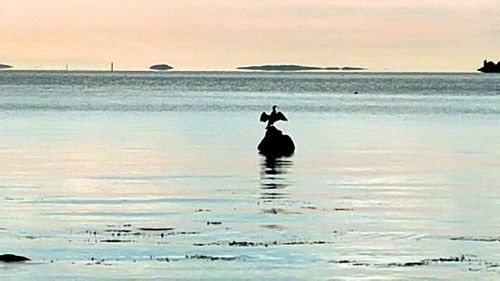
[0,64,13,70]
[237,64,366,71]
[0,68,482,74]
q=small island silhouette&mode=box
[238,64,365,71]
[150,64,173,71]
[478,60,500,73]
[0,64,13,70]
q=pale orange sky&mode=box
[0,0,498,71]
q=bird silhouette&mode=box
[260,105,288,129]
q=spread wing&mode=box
[260,112,269,122]
[276,112,288,121]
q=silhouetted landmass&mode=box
[0,254,30,263]
[239,65,322,71]
[238,64,365,71]
[340,66,365,71]
[258,126,295,157]
[150,64,173,71]
[0,64,13,70]
[478,60,500,73]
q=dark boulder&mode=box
[0,254,30,263]
[258,126,295,157]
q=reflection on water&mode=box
[259,156,293,204]
[260,156,293,179]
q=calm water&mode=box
[0,71,499,280]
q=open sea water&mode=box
[0,71,499,280]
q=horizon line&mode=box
[0,68,482,74]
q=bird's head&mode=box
[272,105,277,111]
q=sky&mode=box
[0,0,498,71]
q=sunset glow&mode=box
[1,0,498,71]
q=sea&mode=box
[0,71,498,280]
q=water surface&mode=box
[0,71,499,279]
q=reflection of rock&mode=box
[260,156,293,178]
[258,126,295,157]
[0,254,30,263]
[259,156,293,204]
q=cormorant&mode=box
[260,105,288,129]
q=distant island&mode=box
[237,64,366,71]
[478,60,500,73]
[150,64,173,71]
[338,66,365,71]
[239,65,322,71]
[0,64,13,70]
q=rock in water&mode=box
[0,254,30,263]
[258,126,295,157]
